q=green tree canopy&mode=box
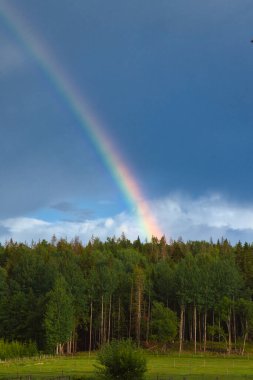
[44,276,74,354]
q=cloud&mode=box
[151,193,253,242]
[50,202,94,220]
[0,213,141,244]
[1,193,253,244]
[51,202,75,212]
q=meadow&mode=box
[1,353,253,379]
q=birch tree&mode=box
[44,276,74,354]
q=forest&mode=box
[0,235,253,356]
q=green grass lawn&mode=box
[1,353,253,379]
[146,354,253,378]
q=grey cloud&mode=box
[51,202,94,220]
[51,202,76,212]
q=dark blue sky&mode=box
[1,0,253,242]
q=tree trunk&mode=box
[67,339,71,354]
[89,300,93,356]
[242,320,248,356]
[198,311,202,351]
[227,309,232,354]
[74,336,77,353]
[136,285,142,346]
[218,314,221,343]
[203,310,207,352]
[103,303,107,344]
[108,295,112,342]
[134,268,144,347]
[69,336,72,354]
[233,299,237,350]
[212,309,215,346]
[183,307,186,343]
[194,305,197,354]
[59,343,63,355]
[179,305,184,353]
[146,290,151,343]
[118,297,121,339]
[129,285,133,338]
[101,295,104,345]
[189,311,192,342]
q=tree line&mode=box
[0,235,253,355]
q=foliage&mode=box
[207,324,227,342]
[44,276,74,353]
[96,340,147,380]
[151,301,177,344]
[0,339,38,360]
[0,236,253,354]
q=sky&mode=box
[0,0,253,244]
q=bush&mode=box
[95,339,147,380]
[0,340,38,360]
[150,301,178,345]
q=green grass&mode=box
[0,353,95,378]
[146,354,253,378]
[1,352,253,379]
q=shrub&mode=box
[0,340,38,360]
[150,301,178,345]
[95,339,147,380]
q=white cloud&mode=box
[151,193,253,242]
[0,213,142,244]
[1,194,253,244]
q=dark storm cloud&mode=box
[51,202,94,220]
[51,202,77,213]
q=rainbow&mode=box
[0,1,162,239]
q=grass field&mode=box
[1,353,253,379]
